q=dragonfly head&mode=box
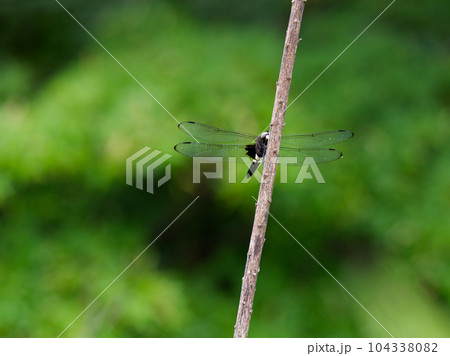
[260,132,270,142]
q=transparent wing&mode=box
[178,121,257,143]
[281,130,354,148]
[174,142,249,161]
[278,146,343,165]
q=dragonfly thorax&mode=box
[244,132,269,160]
[254,132,269,159]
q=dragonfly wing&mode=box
[281,130,354,148]
[174,142,249,160]
[279,147,343,165]
[178,121,257,143]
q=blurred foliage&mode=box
[0,0,449,337]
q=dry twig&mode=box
[233,0,307,338]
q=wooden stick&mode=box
[233,0,307,338]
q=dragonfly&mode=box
[174,121,354,178]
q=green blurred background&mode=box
[0,0,449,337]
